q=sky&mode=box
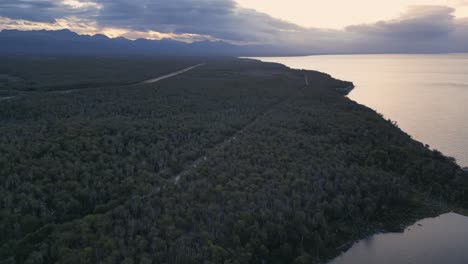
[1,0,468,53]
[236,0,468,29]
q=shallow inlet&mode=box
[329,213,468,264]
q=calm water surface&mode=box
[329,213,468,264]
[253,54,468,167]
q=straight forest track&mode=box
[140,64,204,84]
[6,70,307,252]
[172,73,309,184]
[1,63,205,100]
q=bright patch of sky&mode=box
[235,0,468,29]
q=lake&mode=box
[329,213,468,264]
[252,54,468,167]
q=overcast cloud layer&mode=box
[0,0,467,53]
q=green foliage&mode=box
[0,56,200,92]
[0,57,466,263]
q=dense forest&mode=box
[0,57,467,264]
[0,56,201,93]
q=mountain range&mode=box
[0,29,302,56]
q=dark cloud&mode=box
[0,1,467,53]
[93,0,301,42]
[0,0,97,22]
[0,0,62,22]
[0,0,301,43]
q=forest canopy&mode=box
[0,56,466,264]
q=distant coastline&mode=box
[335,84,355,95]
[251,54,468,167]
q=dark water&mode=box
[329,213,468,264]
[252,54,468,167]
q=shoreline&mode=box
[246,52,468,59]
[335,84,355,95]
[250,56,468,168]
[1,57,466,264]
[323,195,468,263]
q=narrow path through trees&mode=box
[141,64,204,84]
[172,75,309,184]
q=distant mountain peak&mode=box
[0,29,295,56]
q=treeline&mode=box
[0,57,466,263]
[0,56,202,92]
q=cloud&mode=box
[0,16,213,42]
[342,6,468,53]
[347,6,456,40]
[93,0,301,43]
[0,1,467,53]
[62,0,102,9]
[0,0,301,43]
[0,0,99,22]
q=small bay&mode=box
[329,213,468,264]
